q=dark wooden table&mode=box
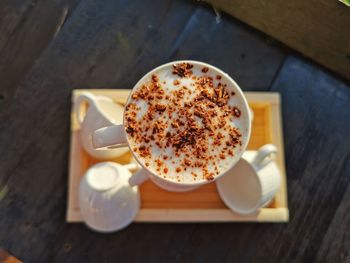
[0,1,349,262]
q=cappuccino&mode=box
[124,62,249,183]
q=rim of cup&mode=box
[123,60,252,186]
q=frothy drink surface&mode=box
[125,62,249,183]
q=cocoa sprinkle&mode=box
[138,145,150,158]
[232,107,241,117]
[152,74,159,83]
[124,68,243,182]
[184,159,192,166]
[172,63,193,77]
[156,104,166,112]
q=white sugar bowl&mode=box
[79,162,140,232]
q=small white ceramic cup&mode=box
[92,61,252,192]
[79,162,140,232]
[74,92,129,160]
[216,144,281,215]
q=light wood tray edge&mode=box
[67,208,289,223]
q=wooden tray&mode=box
[67,90,288,222]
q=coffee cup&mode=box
[79,162,140,232]
[92,61,252,192]
[216,144,281,214]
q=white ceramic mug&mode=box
[92,61,252,192]
[216,144,281,214]
[79,162,140,232]
[74,92,129,160]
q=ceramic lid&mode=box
[216,151,259,215]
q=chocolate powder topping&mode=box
[125,63,242,181]
[172,63,193,78]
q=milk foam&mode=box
[125,62,250,184]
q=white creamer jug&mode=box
[74,92,128,160]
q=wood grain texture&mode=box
[317,179,350,262]
[0,0,81,112]
[265,56,350,262]
[0,0,287,261]
[2,0,349,261]
[167,6,286,91]
[205,0,350,80]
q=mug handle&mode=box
[92,125,128,149]
[123,163,141,172]
[128,168,150,186]
[74,92,97,126]
[251,144,277,170]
